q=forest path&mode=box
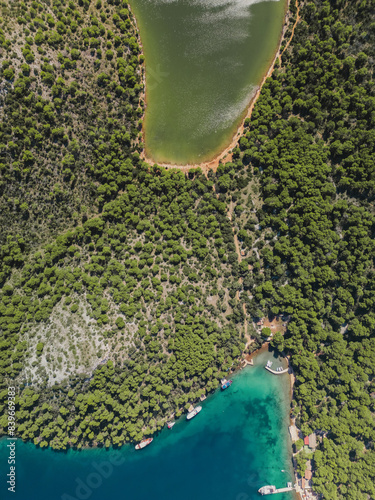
[233,229,251,348]
[280,0,300,59]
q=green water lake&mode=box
[130,0,288,164]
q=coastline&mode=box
[138,0,294,172]
[249,346,299,499]
[5,345,292,452]
[244,342,302,500]
[5,3,303,494]
[244,342,295,411]
[131,1,301,472]
[0,362,295,500]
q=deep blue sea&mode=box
[1,349,296,500]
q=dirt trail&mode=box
[141,0,300,174]
[280,0,300,59]
[225,0,301,353]
[233,229,251,348]
[233,232,241,264]
[228,199,235,221]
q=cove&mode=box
[0,349,297,500]
[130,0,288,165]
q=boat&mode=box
[135,438,153,450]
[258,485,276,495]
[186,405,202,420]
[221,378,233,390]
[266,360,273,368]
[167,421,175,429]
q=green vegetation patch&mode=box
[223,0,375,498]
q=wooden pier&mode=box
[265,365,289,375]
[273,486,295,494]
[259,482,295,495]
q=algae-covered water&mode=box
[130,0,287,164]
[1,349,296,500]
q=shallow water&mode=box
[130,0,287,164]
[0,349,297,500]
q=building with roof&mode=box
[305,470,312,481]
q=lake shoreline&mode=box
[138,0,293,170]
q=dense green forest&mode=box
[0,0,247,450]
[1,0,375,499]
[0,0,144,245]
[222,0,375,498]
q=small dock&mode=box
[274,486,294,494]
[241,357,254,368]
[265,366,289,375]
[259,483,295,495]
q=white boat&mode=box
[258,485,276,495]
[135,438,153,450]
[266,360,273,368]
[186,405,202,420]
[167,421,175,429]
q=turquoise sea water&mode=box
[1,349,296,500]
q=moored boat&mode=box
[186,405,202,420]
[167,421,175,429]
[221,378,233,390]
[135,438,153,450]
[258,485,276,495]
